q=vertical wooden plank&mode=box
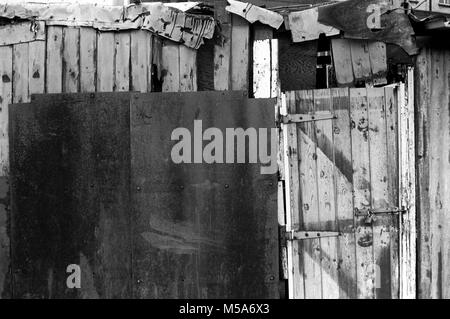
[13,43,29,103]
[0,45,12,299]
[231,15,249,91]
[80,28,97,92]
[385,86,399,298]
[253,39,271,98]
[145,32,153,93]
[283,92,304,299]
[161,41,180,92]
[399,67,416,299]
[350,88,375,299]
[114,32,130,92]
[296,90,322,299]
[270,39,279,98]
[367,88,391,299]
[130,31,149,93]
[151,36,163,92]
[62,28,80,93]
[28,41,46,95]
[179,46,197,92]
[331,39,354,86]
[314,89,339,299]
[96,32,115,92]
[252,26,273,98]
[350,41,372,87]
[214,29,231,90]
[46,26,63,93]
[415,48,431,299]
[331,87,357,299]
[367,42,387,86]
[425,51,443,299]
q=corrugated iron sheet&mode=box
[0,2,215,49]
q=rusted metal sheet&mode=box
[0,2,215,49]
[9,93,132,298]
[317,0,418,55]
[130,91,278,298]
[225,0,284,29]
[9,91,278,299]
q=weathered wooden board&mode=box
[0,45,12,299]
[350,88,375,299]
[63,28,80,93]
[130,91,279,298]
[367,88,391,299]
[231,15,249,92]
[28,41,46,95]
[79,28,97,92]
[0,21,45,46]
[97,32,115,92]
[46,27,64,94]
[114,33,131,92]
[314,89,339,299]
[9,93,132,298]
[331,87,357,299]
[331,39,387,88]
[130,31,150,93]
[162,41,181,92]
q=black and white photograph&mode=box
[0,0,449,305]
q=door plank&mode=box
[331,87,357,299]
[296,90,322,299]
[367,88,391,298]
[314,89,339,299]
[350,88,375,299]
[285,91,304,299]
[385,86,399,298]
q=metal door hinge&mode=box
[278,113,337,125]
[281,227,341,241]
[354,207,408,223]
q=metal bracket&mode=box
[279,113,337,125]
[354,207,408,224]
[282,228,341,241]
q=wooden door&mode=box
[282,87,415,299]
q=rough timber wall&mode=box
[416,47,450,299]
[0,24,199,298]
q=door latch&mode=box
[354,207,408,224]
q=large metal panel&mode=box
[130,91,279,298]
[9,93,132,298]
[9,91,278,299]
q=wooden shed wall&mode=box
[416,47,450,299]
[0,17,251,298]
